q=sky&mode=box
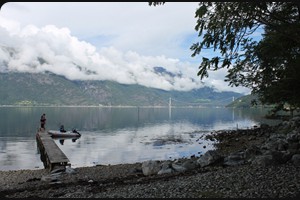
[0,2,252,94]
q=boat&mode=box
[48,129,81,138]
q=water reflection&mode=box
[0,106,281,171]
[55,137,79,145]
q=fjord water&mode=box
[0,106,280,171]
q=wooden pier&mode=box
[36,129,71,171]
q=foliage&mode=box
[252,25,300,115]
[150,2,300,114]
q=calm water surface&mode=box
[0,106,281,171]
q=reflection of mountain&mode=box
[0,105,275,138]
[0,72,243,106]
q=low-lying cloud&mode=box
[0,19,206,91]
[0,14,250,94]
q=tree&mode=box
[150,2,300,115]
[251,25,300,117]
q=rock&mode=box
[197,150,223,167]
[224,151,245,166]
[65,166,77,174]
[182,159,198,170]
[251,155,276,166]
[244,145,262,162]
[142,160,161,176]
[171,163,186,173]
[291,154,300,166]
[41,174,59,182]
[158,168,173,175]
[51,165,66,174]
[158,161,174,174]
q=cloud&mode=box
[0,20,204,91]
[0,2,251,94]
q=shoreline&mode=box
[2,118,300,198]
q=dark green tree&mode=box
[251,26,300,117]
[150,2,300,115]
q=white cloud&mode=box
[0,2,251,94]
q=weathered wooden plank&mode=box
[36,130,70,171]
[43,139,69,163]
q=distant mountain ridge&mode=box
[0,72,244,106]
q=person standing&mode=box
[40,113,46,130]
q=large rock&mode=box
[171,162,187,173]
[182,159,198,170]
[197,150,223,167]
[142,160,161,176]
[158,161,174,175]
[244,144,262,162]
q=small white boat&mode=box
[48,129,81,138]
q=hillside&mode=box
[226,94,263,108]
[0,72,244,107]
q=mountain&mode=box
[0,72,244,107]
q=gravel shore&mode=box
[1,119,300,198]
